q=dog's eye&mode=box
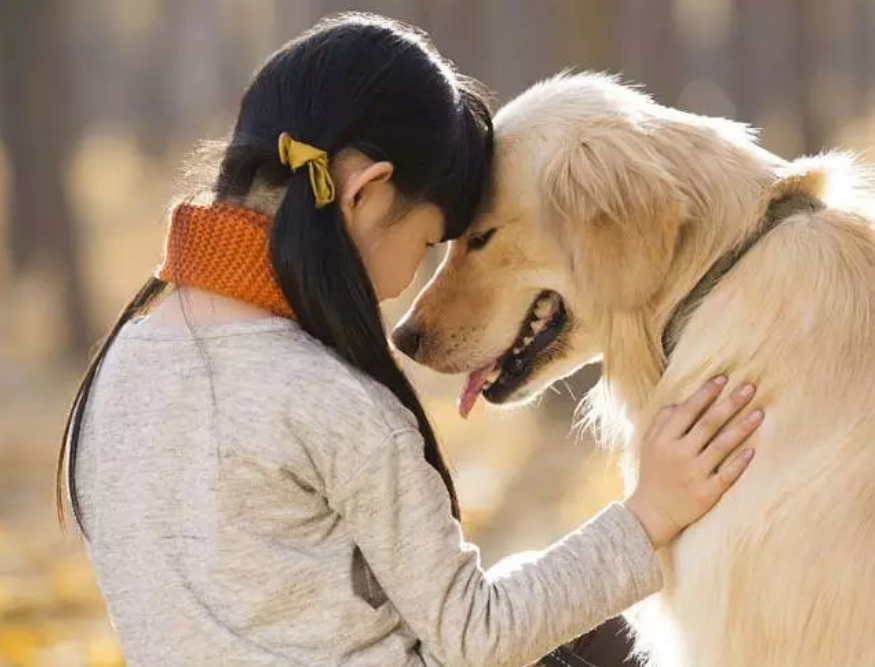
[467,228,497,251]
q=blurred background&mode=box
[0,0,873,665]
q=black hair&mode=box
[58,13,493,527]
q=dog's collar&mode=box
[661,192,825,360]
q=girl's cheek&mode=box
[390,255,423,301]
[374,232,427,301]
[393,265,418,301]
[374,259,412,302]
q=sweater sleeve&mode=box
[332,428,663,667]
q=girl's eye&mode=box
[467,228,497,251]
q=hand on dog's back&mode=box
[624,376,762,549]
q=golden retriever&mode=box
[392,73,875,667]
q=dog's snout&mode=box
[392,321,422,359]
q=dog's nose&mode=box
[392,321,422,359]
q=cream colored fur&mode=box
[398,73,875,667]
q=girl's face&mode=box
[338,153,444,302]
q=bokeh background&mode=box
[1,0,873,665]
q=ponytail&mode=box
[57,277,168,532]
[271,171,461,517]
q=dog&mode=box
[392,73,875,667]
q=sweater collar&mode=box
[156,201,295,319]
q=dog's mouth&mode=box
[458,290,568,418]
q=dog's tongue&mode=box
[459,363,494,419]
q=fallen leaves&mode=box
[0,626,37,666]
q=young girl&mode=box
[59,14,761,667]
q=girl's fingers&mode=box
[709,448,756,494]
[685,383,756,450]
[645,404,677,440]
[698,408,764,473]
[664,376,728,437]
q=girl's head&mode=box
[217,13,492,301]
[60,13,492,525]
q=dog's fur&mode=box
[395,74,875,667]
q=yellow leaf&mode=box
[48,557,96,604]
[87,637,124,667]
[0,579,13,614]
[0,626,38,666]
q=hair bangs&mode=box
[435,87,494,240]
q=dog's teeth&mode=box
[531,320,546,334]
[487,368,501,382]
[523,336,534,345]
[513,346,523,354]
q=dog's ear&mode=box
[543,129,686,310]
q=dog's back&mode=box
[629,159,875,667]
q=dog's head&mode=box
[393,74,691,416]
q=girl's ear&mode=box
[339,160,394,223]
[543,128,687,310]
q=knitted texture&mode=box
[156,201,295,319]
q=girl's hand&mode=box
[624,377,762,549]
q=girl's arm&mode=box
[337,432,656,667]
[334,378,760,667]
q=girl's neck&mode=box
[143,287,278,332]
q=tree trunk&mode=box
[852,0,874,116]
[0,0,92,356]
[615,0,682,105]
[792,0,829,154]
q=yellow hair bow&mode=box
[277,132,336,208]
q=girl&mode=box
[59,14,760,667]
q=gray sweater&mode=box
[76,316,662,667]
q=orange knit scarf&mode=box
[155,201,295,319]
